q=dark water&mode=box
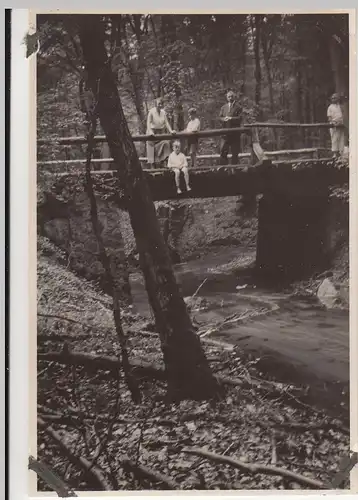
[130,247,349,417]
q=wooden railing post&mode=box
[251,127,268,164]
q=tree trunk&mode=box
[122,22,146,133]
[78,15,219,401]
[261,40,274,117]
[253,15,262,117]
[240,35,247,96]
[160,15,184,132]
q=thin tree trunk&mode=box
[252,15,262,117]
[160,15,184,131]
[150,16,163,97]
[122,25,146,133]
[79,15,220,401]
[83,116,140,403]
[240,35,247,96]
[261,40,274,116]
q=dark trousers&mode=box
[220,134,240,165]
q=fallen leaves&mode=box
[37,250,350,491]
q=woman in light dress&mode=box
[146,98,175,168]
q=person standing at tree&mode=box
[146,98,175,168]
[186,107,201,168]
[327,93,345,158]
[219,90,242,165]
[168,140,191,195]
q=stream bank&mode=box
[38,189,349,419]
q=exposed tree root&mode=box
[181,447,326,489]
[122,459,180,490]
[38,417,112,490]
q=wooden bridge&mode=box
[38,123,349,282]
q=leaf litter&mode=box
[37,239,349,491]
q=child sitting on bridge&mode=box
[186,107,201,168]
[167,141,191,195]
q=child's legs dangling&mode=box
[182,166,191,190]
[173,168,181,192]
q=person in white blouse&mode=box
[167,141,191,195]
[186,108,201,168]
[327,94,345,157]
[146,98,175,168]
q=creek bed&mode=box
[130,246,349,420]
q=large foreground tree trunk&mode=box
[78,15,219,401]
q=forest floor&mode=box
[37,238,349,492]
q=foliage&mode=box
[36,13,349,156]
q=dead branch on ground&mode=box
[38,417,112,490]
[181,447,326,489]
[37,347,166,379]
[122,459,180,490]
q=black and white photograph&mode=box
[33,11,353,493]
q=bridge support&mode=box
[255,192,330,283]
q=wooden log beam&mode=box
[37,148,329,167]
[51,159,348,201]
[37,123,341,146]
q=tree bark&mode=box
[78,15,219,401]
[123,15,146,133]
[252,15,262,117]
[261,37,274,117]
[160,15,185,131]
[240,35,247,96]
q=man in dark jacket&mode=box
[219,90,242,165]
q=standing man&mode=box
[219,90,242,165]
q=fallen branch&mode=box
[37,348,345,430]
[38,334,90,342]
[37,347,166,380]
[37,417,112,490]
[37,347,304,401]
[28,455,77,497]
[191,278,208,299]
[38,313,87,326]
[181,447,326,489]
[269,418,350,436]
[122,459,179,490]
[39,411,177,428]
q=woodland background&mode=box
[37,13,349,163]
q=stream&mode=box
[130,247,349,418]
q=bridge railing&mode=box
[37,122,340,171]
